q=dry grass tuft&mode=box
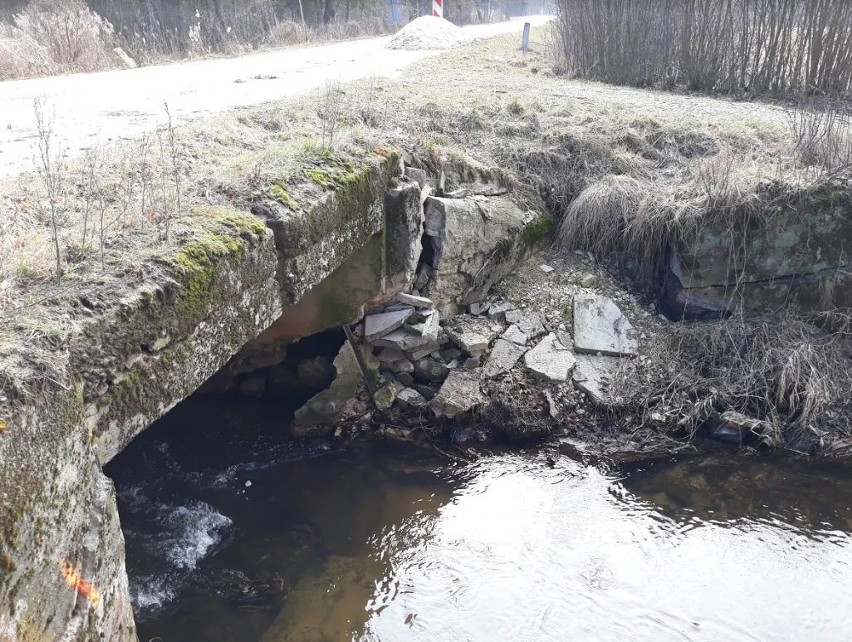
[555,174,644,256]
[652,314,852,448]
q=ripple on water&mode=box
[121,497,232,619]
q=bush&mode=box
[554,0,852,97]
[0,0,118,79]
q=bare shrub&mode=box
[4,0,119,77]
[555,0,852,97]
[0,26,55,80]
[268,20,308,47]
[33,99,66,283]
[162,102,181,242]
[787,98,852,177]
[319,81,343,151]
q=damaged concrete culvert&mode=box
[2,20,852,642]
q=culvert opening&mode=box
[104,324,351,634]
[198,327,347,407]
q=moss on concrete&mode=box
[267,184,300,210]
[154,210,267,324]
[522,212,556,246]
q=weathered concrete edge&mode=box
[0,151,405,642]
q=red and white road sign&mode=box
[433,0,443,18]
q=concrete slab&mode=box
[523,332,576,382]
[364,308,414,342]
[430,370,486,419]
[502,324,528,346]
[572,353,622,405]
[397,292,434,309]
[483,339,527,378]
[573,294,637,356]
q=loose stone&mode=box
[573,293,637,357]
[524,333,576,382]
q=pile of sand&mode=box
[386,16,474,51]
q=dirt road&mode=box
[0,17,551,181]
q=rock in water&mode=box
[373,383,399,412]
[524,333,576,382]
[573,294,638,356]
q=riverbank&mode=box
[295,239,851,463]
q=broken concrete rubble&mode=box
[572,354,622,405]
[430,369,486,419]
[397,387,428,410]
[502,324,528,346]
[407,310,439,336]
[573,293,638,357]
[374,307,440,352]
[397,292,434,308]
[444,315,501,357]
[504,309,545,340]
[414,357,450,384]
[523,333,576,382]
[487,301,514,321]
[484,338,527,378]
[364,308,414,342]
[469,301,490,315]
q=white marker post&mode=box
[433,0,443,18]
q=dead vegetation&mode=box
[0,0,119,80]
[648,313,852,451]
[554,0,852,97]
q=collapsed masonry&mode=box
[207,157,550,430]
[291,271,641,438]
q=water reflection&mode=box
[111,399,852,642]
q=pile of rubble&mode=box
[354,284,639,428]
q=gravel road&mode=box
[0,17,552,181]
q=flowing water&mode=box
[107,397,852,642]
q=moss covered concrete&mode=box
[670,179,852,315]
[251,148,403,304]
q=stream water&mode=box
[107,397,852,642]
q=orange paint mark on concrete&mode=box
[60,559,101,606]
